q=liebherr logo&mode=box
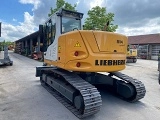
[95,60,125,66]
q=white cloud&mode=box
[19,0,41,10]
[89,0,105,9]
[1,0,160,42]
[0,12,36,42]
[12,18,17,22]
[117,17,160,36]
[76,0,80,5]
[0,0,56,42]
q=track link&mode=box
[41,69,102,118]
[110,72,146,102]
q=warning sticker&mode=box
[74,42,81,47]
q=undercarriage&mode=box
[126,57,137,63]
[36,67,146,118]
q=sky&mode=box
[0,0,160,42]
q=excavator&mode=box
[36,8,146,118]
[126,45,138,63]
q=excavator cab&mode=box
[41,9,83,62]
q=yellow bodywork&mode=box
[127,48,137,57]
[44,30,128,72]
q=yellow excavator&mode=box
[127,45,138,63]
[36,8,146,118]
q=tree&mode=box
[83,6,118,32]
[0,40,13,47]
[48,0,77,17]
[0,40,14,51]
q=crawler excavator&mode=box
[126,45,138,63]
[36,8,146,118]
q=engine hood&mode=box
[79,30,128,53]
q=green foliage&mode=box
[0,40,13,46]
[0,40,13,51]
[48,0,77,17]
[83,6,118,32]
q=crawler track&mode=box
[110,72,146,102]
[40,68,145,118]
[41,69,102,118]
[126,58,137,63]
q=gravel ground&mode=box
[0,51,160,120]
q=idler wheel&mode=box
[74,95,84,110]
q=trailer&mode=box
[0,46,13,66]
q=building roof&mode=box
[128,33,160,44]
[15,31,39,42]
